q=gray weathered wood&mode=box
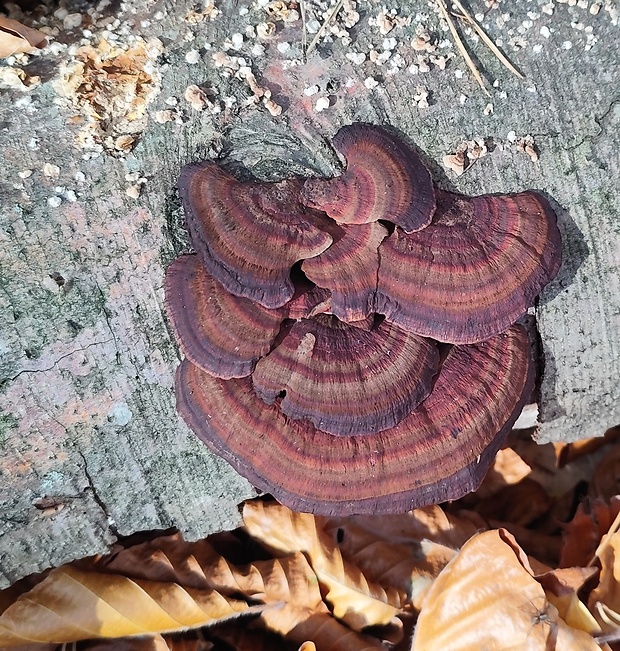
[1,0,619,586]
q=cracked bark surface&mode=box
[1,0,619,587]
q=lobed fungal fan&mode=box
[166,122,562,516]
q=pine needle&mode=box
[435,0,490,96]
[450,0,525,79]
[306,0,345,59]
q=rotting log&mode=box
[1,0,619,586]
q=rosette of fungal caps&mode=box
[165,123,562,516]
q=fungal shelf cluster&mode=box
[165,123,562,516]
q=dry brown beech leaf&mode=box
[324,505,483,550]
[0,565,257,646]
[77,635,177,650]
[588,532,620,635]
[82,531,317,612]
[0,16,48,58]
[206,624,294,651]
[285,613,387,650]
[554,426,620,468]
[411,529,601,651]
[320,506,484,610]
[243,501,405,630]
[473,447,532,499]
[589,447,620,500]
[474,478,553,527]
[560,498,620,569]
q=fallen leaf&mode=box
[0,16,47,58]
[475,479,552,526]
[411,529,601,650]
[590,447,620,500]
[560,498,620,568]
[473,447,533,499]
[243,501,404,630]
[0,565,255,645]
[554,427,620,468]
[286,613,387,650]
[321,507,481,610]
[485,519,562,567]
[588,531,620,635]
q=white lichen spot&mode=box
[125,184,141,199]
[346,51,366,64]
[414,86,429,108]
[256,22,276,39]
[540,25,551,37]
[306,19,321,34]
[382,37,397,50]
[111,402,133,426]
[315,96,330,112]
[47,196,62,207]
[263,98,282,116]
[364,76,379,89]
[43,163,61,178]
[184,84,211,110]
[153,109,176,123]
[304,85,320,96]
[185,49,201,63]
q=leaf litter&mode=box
[2,426,620,649]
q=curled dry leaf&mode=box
[321,506,485,609]
[475,478,553,526]
[243,500,405,630]
[560,498,620,569]
[286,613,386,650]
[0,16,47,58]
[412,529,601,651]
[85,531,317,610]
[0,565,255,645]
[473,447,532,499]
[588,531,620,635]
[554,426,620,468]
[590,447,620,500]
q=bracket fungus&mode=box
[178,162,333,308]
[167,123,562,516]
[252,314,439,436]
[302,222,388,323]
[176,325,533,515]
[300,123,436,233]
[376,189,562,344]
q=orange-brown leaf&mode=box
[286,613,386,650]
[473,447,532,499]
[0,16,47,57]
[0,565,254,646]
[560,498,620,568]
[588,532,620,635]
[412,529,601,650]
[243,501,404,630]
[554,426,620,468]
